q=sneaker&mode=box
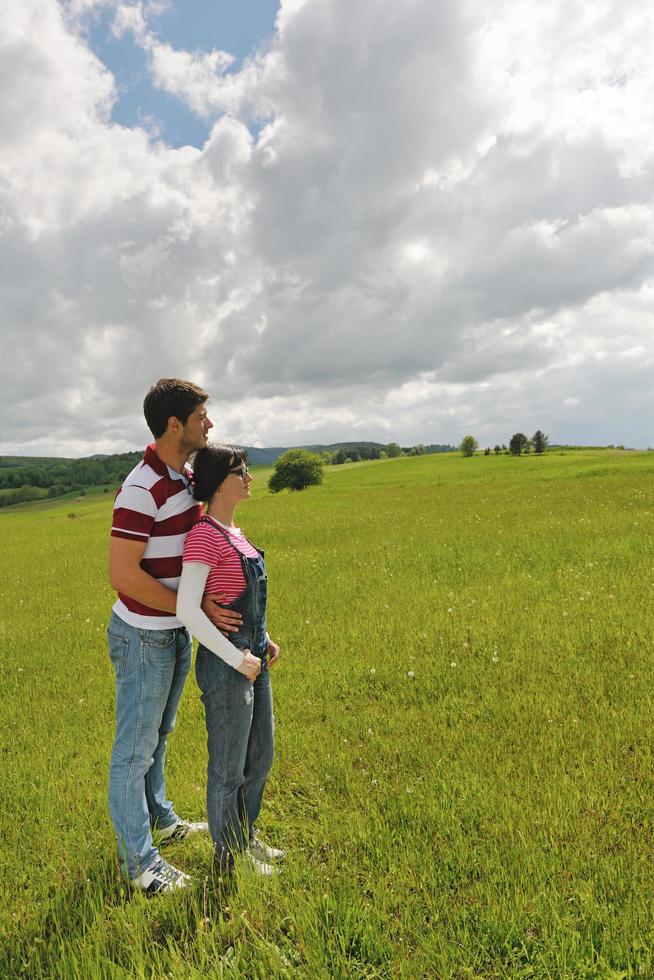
[249,834,286,863]
[244,850,276,876]
[131,858,191,896]
[157,820,209,845]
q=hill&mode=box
[0,441,456,507]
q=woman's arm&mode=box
[176,562,246,668]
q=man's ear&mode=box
[167,415,182,434]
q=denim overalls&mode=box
[194,517,274,860]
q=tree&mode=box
[459,435,478,458]
[385,442,402,458]
[532,430,549,455]
[509,432,529,456]
[268,449,323,493]
[494,444,502,455]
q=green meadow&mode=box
[1,449,653,978]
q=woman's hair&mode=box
[191,444,248,502]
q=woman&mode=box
[176,444,283,875]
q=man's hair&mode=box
[143,378,209,438]
[192,444,248,502]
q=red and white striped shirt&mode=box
[182,516,260,603]
[111,443,202,629]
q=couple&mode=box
[107,378,282,895]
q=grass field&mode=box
[1,449,653,978]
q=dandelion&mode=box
[407,670,415,678]
[447,607,453,613]
[450,662,457,668]
[369,667,376,675]
[492,655,499,663]
[368,728,373,735]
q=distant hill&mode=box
[0,440,456,508]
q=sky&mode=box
[1,0,653,457]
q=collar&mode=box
[144,443,191,482]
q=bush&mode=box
[268,449,324,493]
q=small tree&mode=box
[532,430,549,455]
[509,433,529,456]
[385,442,402,458]
[494,444,502,455]
[268,449,323,493]
[459,435,478,457]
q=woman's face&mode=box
[216,459,252,505]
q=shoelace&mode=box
[149,859,183,887]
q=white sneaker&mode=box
[249,834,286,863]
[244,850,276,876]
[131,858,191,896]
[157,820,209,844]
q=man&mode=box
[107,378,240,895]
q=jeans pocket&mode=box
[140,628,176,649]
[108,632,130,679]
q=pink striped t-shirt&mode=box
[182,516,260,603]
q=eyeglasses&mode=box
[227,463,250,479]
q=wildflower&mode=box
[407,670,415,678]
[369,667,376,675]
[450,662,457,668]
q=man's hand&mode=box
[201,593,243,634]
[236,651,262,682]
[266,639,281,668]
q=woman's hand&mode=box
[236,651,262,682]
[266,639,281,668]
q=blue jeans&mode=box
[107,611,192,878]
[195,644,274,857]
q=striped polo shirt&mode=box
[183,516,260,603]
[111,443,202,629]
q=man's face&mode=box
[179,402,213,452]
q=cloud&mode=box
[1,0,654,457]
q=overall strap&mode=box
[198,515,261,559]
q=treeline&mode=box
[0,453,141,508]
[0,441,458,509]
[460,431,551,457]
[322,442,455,464]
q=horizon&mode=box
[1,437,647,463]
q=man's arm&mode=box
[109,536,244,631]
[109,537,177,613]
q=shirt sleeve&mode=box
[176,562,244,669]
[111,484,157,540]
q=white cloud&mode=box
[1,0,654,457]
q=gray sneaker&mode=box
[131,858,191,896]
[157,820,209,845]
[244,850,276,876]
[249,833,286,863]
